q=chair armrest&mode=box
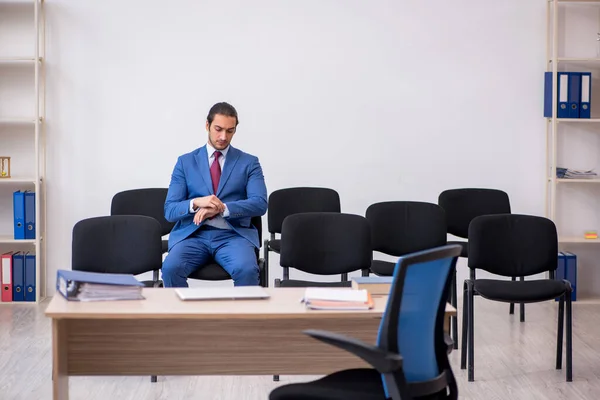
[304,329,402,373]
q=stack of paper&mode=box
[302,288,374,310]
[557,167,598,179]
[56,269,145,301]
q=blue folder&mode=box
[24,191,35,240]
[562,252,577,301]
[580,72,592,119]
[12,252,24,302]
[13,191,25,240]
[568,72,582,118]
[544,72,574,118]
[24,253,36,302]
[56,269,143,301]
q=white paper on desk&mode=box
[302,288,368,303]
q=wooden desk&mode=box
[45,287,456,400]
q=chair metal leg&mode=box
[509,277,516,314]
[273,375,280,381]
[341,273,348,282]
[451,269,458,349]
[460,281,468,370]
[520,277,525,322]
[151,375,157,383]
[361,268,370,277]
[274,278,281,287]
[556,297,564,370]
[283,267,289,281]
[467,281,475,382]
[566,292,573,382]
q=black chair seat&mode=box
[475,279,568,303]
[278,279,352,288]
[447,240,468,257]
[187,263,231,281]
[270,368,385,400]
[268,239,281,253]
[161,239,169,254]
[370,260,395,276]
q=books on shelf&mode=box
[556,167,597,179]
[301,287,374,310]
[351,276,393,295]
[56,269,145,301]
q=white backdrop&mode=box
[26,0,586,294]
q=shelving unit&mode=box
[0,0,46,304]
[546,0,600,243]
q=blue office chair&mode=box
[269,244,461,400]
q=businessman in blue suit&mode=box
[162,102,268,287]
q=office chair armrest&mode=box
[258,258,268,287]
[303,329,403,373]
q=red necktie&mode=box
[210,151,222,194]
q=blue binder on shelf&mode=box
[13,191,25,240]
[24,191,35,239]
[580,72,592,119]
[563,252,577,301]
[555,252,566,301]
[544,72,573,118]
[12,252,24,302]
[568,72,582,118]
[24,253,35,302]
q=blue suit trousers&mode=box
[162,226,259,287]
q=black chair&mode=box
[275,212,372,288]
[269,244,462,400]
[111,188,175,286]
[72,215,163,283]
[265,187,343,282]
[186,216,268,288]
[437,188,522,321]
[460,214,573,382]
[365,201,457,348]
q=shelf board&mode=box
[0,178,36,184]
[556,118,600,123]
[556,178,600,183]
[0,118,36,125]
[0,57,38,63]
[557,0,600,3]
[0,236,35,245]
[559,236,600,243]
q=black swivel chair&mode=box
[72,215,163,282]
[265,187,343,282]
[186,216,268,287]
[269,244,462,400]
[365,201,456,347]
[461,214,573,382]
[275,212,372,288]
[111,188,175,286]
[437,188,522,319]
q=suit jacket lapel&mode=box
[195,146,214,194]
[217,146,240,197]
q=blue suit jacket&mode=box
[164,145,268,250]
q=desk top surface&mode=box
[45,287,456,320]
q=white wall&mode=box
[29,0,558,294]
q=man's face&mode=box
[206,114,237,150]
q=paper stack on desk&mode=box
[301,287,374,310]
[56,269,145,301]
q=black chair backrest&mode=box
[280,212,371,275]
[438,188,511,239]
[111,188,175,236]
[366,201,447,257]
[267,187,341,234]
[72,215,163,275]
[468,214,558,277]
[250,215,262,258]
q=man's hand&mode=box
[193,195,225,213]
[193,207,221,225]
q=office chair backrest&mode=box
[468,214,558,277]
[280,212,371,275]
[438,188,511,239]
[111,188,175,236]
[72,215,163,275]
[267,187,341,234]
[250,215,263,258]
[377,244,461,398]
[366,201,447,256]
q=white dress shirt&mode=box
[189,142,231,229]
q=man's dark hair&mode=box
[207,102,239,127]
